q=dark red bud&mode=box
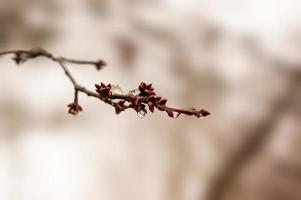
[167,110,174,118]
[140,82,146,87]
[200,109,210,116]
[147,102,154,112]
[157,105,165,111]
[148,95,156,101]
[95,84,101,89]
[95,60,107,70]
[155,96,162,101]
[145,83,152,89]
[129,96,136,101]
[159,99,167,105]
[138,85,144,92]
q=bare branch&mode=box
[0,48,210,119]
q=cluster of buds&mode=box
[114,100,127,114]
[12,52,29,65]
[11,48,52,65]
[94,82,210,119]
[67,102,83,115]
[67,89,83,115]
[95,83,112,98]
[94,60,107,70]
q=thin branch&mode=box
[0,48,210,118]
[57,59,79,86]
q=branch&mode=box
[206,70,301,200]
[0,48,210,119]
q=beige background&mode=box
[0,0,301,200]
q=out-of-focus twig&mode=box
[206,69,301,200]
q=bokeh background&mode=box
[0,0,301,200]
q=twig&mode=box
[0,48,210,118]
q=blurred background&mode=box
[0,0,301,200]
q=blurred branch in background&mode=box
[206,65,301,200]
[0,0,56,47]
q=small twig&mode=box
[0,48,210,118]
